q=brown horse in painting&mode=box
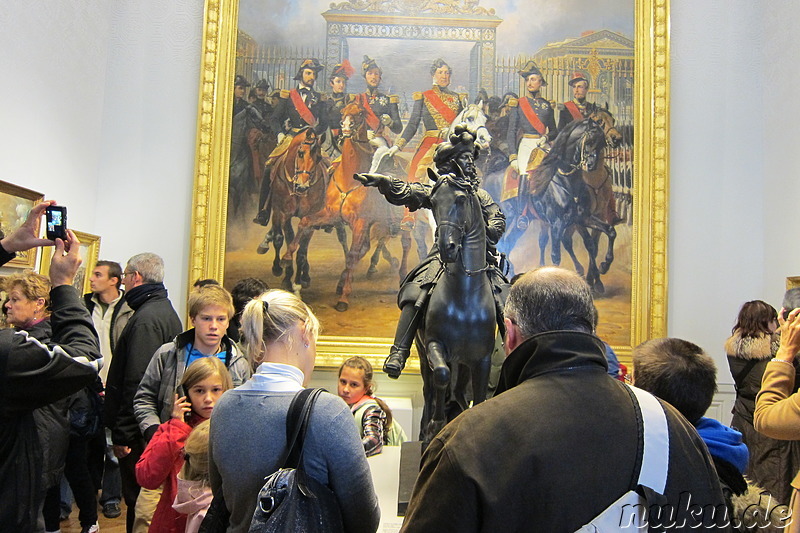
[266,127,328,290]
[283,102,410,311]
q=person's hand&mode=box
[387,145,400,157]
[380,113,393,127]
[0,200,56,253]
[171,394,191,420]
[509,159,519,173]
[354,173,385,187]
[366,129,375,141]
[49,229,82,287]
[113,445,131,458]
[277,133,286,144]
[775,307,800,362]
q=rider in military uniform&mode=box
[356,124,508,379]
[557,72,622,225]
[556,72,598,131]
[325,60,355,157]
[504,61,558,226]
[253,58,327,228]
[356,55,403,171]
[390,58,467,182]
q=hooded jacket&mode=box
[133,329,251,440]
[105,282,182,445]
[402,331,728,532]
[172,477,213,533]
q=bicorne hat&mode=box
[294,58,324,81]
[517,60,547,86]
[330,59,356,80]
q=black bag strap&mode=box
[278,388,325,470]
[624,383,645,492]
[733,359,759,387]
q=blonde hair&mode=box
[180,419,210,484]
[241,289,320,366]
[181,356,233,394]
[4,271,51,316]
[188,284,234,319]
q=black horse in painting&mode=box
[498,112,618,293]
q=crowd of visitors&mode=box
[8,199,800,533]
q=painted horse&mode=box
[265,127,328,289]
[284,102,411,310]
[416,168,496,444]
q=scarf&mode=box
[695,417,749,473]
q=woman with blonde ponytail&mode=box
[207,290,380,533]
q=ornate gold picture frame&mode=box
[39,230,101,295]
[189,0,669,368]
[0,181,44,269]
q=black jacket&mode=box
[0,266,101,531]
[104,283,182,445]
[403,331,729,532]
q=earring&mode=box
[304,341,309,348]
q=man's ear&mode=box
[504,317,519,355]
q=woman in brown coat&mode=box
[754,304,800,532]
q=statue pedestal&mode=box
[398,441,422,515]
[366,441,423,531]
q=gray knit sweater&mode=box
[208,373,380,533]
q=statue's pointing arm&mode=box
[353,173,431,210]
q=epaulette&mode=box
[280,89,290,99]
[389,95,400,104]
[412,92,423,101]
[346,94,357,103]
[508,98,519,107]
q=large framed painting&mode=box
[189,0,669,368]
[0,181,44,269]
[39,230,101,295]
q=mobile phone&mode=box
[45,206,67,241]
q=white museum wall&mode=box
[0,0,203,318]
[2,1,799,423]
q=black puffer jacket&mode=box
[0,263,102,531]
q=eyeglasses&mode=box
[123,270,138,278]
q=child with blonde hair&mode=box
[172,420,212,533]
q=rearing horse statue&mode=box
[356,124,506,443]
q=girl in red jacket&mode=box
[136,356,233,533]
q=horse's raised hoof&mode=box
[390,257,400,270]
[599,261,611,275]
[272,264,283,276]
[433,364,450,387]
[334,301,349,312]
[367,265,378,277]
[575,265,585,277]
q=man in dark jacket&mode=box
[401,267,729,532]
[104,252,182,532]
[0,200,102,532]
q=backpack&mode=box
[574,385,669,532]
[248,388,344,533]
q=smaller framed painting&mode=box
[0,181,44,269]
[38,230,101,295]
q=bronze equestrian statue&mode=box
[355,124,508,441]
